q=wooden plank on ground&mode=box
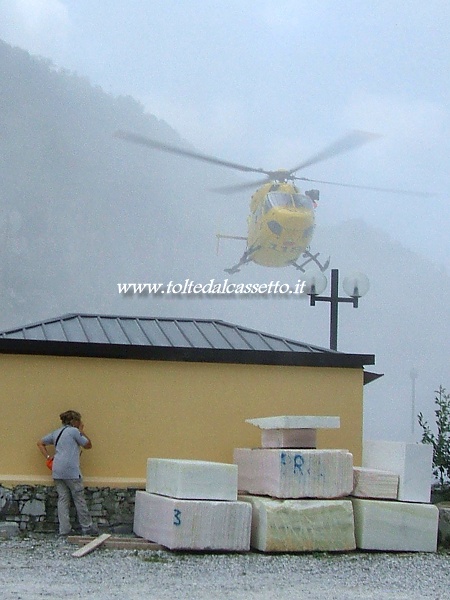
[68,535,163,551]
[100,539,163,550]
[71,533,112,558]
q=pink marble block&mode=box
[261,428,317,449]
[351,467,399,500]
[234,448,353,499]
[133,491,252,551]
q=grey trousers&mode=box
[55,478,92,534]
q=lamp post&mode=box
[304,269,369,351]
[410,367,419,439]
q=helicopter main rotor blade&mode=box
[115,130,269,176]
[295,176,437,197]
[211,178,271,194]
[289,130,381,176]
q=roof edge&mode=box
[0,338,375,368]
[363,371,384,385]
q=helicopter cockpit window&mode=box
[265,193,293,210]
[265,192,313,211]
[292,194,314,209]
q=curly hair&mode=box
[59,410,82,425]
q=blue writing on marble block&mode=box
[173,509,181,526]
[280,452,305,476]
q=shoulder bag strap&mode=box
[54,425,69,448]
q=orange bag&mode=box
[44,426,68,471]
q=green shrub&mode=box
[418,386,450,487]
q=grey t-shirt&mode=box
[41,426,89,479]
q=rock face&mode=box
[133,491,252,551]
[436,502,450,548]
[240,495,356,552]
[351,467,399,500]
[146,458,238,501]
[234,448,353,499]
[351,498,439,552]
[362,441,433,503]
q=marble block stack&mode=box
[234,416,357,552]
[133,458,252,551]
[350,440,438,552]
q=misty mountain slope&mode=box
[0,40,235,326]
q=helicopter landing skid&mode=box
[290,251,330,273]
[224,246,260,275]
[224,266,242,275]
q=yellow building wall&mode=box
[0,353,364,487]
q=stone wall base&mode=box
[0,484,141,533]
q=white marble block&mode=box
[352,467,399,500]
[261,428,317,449]
[362,441,433,503]
[133,491,252,551]
[234,448,353,499]
[240,495,356,552]
[246,415,340,430]
[146,458,238,501]
[351,498,439,552]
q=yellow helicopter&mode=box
[114,129,419,274]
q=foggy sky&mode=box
[1,1,449,270]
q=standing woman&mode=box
[37,410,98,536]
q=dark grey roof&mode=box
[0,313,332,351]
[0,313,375,369]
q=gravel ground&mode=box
[1,534,449,600]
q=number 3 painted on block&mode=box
[173,509,181,526]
